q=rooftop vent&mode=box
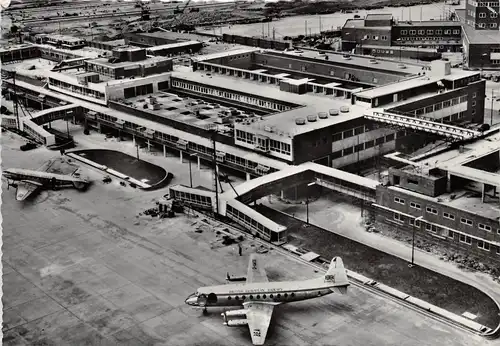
[340,106,350,113]
[329,109,339,116]
[307,114,317,122]
[295,118,306,125]
[264,125,273,132]
[318,112,328,119]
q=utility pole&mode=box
[12,72,20,132]
[319,16,322,34]
[189,154,193,188]
[491,89,494,125]
[272,27,275,41]
[212,133,219,216]
[305,20,307,37]
[136,144,140,160]
[268,21,270,38]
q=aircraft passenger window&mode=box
[291,293,295,297]
[249,295,254,299]
[256,295,260,299]
[235,296,239,300]
[270,294,274,298]
[263,295,266,298]
[284,293,288,298]
[242,296,246,300]
[277,294,281,299]
[228,296,232,300]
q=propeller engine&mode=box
[222,309,248,326]
[6,180,17,190]
[224,319,248,327]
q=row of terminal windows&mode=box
[468,0,500,6]
[48,77,105,100]
[23,122,48,145]
[171,79,292,112]
[236,130,291,156]
[393,212,500,254]
[413,95,467,117]
[331,132,405,160]
[477,12,499,18]
[236,129,255,144]
[332,124,376,142]
[394,197,499,233]
[227,292,295,301]
[226,204,273,240]
[170,190,212,208]
[400,29,460,36]
[477,22,498,28]
[87,113,280,174]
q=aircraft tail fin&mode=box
[324,257,349,294]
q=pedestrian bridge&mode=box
[169,162,380,244]
[365,111,481,141]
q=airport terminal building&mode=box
[2,40,499,264]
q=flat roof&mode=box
[361,44,437,53]
[343,19,365,28]
[147,41,202,52]
[366,13,393,20]
[87,55,171,68]
[417,132,500,169]
[34,44,108,59]
[355,76,436,99]
[12,78,290,172]
[40,34,85,43]
[171,70,370,136]
[0,43,37,53]
[192,47,259,62]
[389,186,499,220]
[461,21,500,45]
[270,49,423,77]
[393,20,461,27]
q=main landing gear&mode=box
[202,307,208,315]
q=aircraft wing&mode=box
[244,302,275,346]
[16,180,42,201]
[246,254,268,283]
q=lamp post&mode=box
[136,143,140,161]
[416,45,422,63]
[397,38,402,61]
[409,216,423,267]
[481,53,488,72]
[188,153,195,188]
[306,182,316,225]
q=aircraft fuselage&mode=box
[3,168,88,190]
[186,277,347,308]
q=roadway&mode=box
[1,130,491,346]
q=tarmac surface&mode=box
[1,131,493,346]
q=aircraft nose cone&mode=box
[185,295,198,306]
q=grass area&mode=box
[72,149,167,185]
[256,205,500,329]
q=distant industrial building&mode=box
[341,14,462,60]
[222,34,291,51]
[33,34,87,50]
[123,32,203,55]
[455,5,500,69]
